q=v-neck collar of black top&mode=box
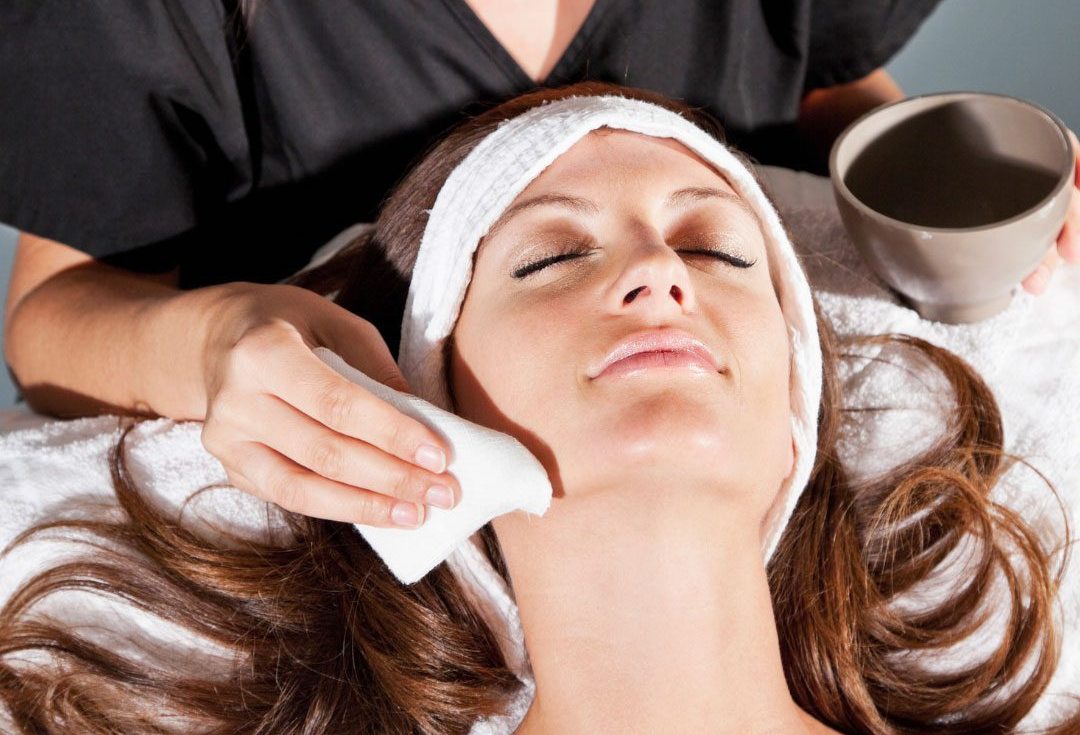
[441,0,615,89]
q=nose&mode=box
[606,234,696,316]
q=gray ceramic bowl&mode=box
[829,92,1074,323]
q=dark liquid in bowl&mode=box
[844,104,1061,228]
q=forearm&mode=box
[796,67,906,170]
[5,264,224,420]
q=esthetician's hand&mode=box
[198,282,460,528]
[1021,128,1080,294]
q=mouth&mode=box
[588,328,722,380]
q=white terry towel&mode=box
[0,167,1077,733]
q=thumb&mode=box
[313,307,414,394]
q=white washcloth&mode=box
[312,347,551,584]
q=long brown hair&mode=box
[1,82,1076,734]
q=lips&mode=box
[587,328,722,380]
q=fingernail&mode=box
[414,444,446,474]
[425,485,454,510]
[391,502,421,527]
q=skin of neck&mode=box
[492,477,825,735]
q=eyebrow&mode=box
[483,185,756,242]
[485,193,599,241]
[667,185,756,219]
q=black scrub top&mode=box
[0,0,940,288]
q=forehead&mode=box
[528,128,737,192]
[476,129,751,248]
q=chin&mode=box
[591,396,736,467]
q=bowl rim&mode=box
[828,91,1075,234]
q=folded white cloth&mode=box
[312,347,551,584]
[1,167,1076,734]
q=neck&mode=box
[493,486,825,735]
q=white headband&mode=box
[400,94,823,561]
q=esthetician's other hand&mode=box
[199,282,460,528]
[1022,128,1080,294]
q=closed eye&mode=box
[678,248,757,269]
[510,244,757,279]
[511,249,591,279]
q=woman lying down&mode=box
[1,81,1077,735]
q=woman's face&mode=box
[449,129,794,515]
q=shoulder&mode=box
[0,1,240,106]
[0,1,252,257]
[802,0,943,89]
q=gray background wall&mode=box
[886,0,1080,130]
[0,0,1078,410]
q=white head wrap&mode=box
[400,94,823,563]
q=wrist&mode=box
[139,281,256,421]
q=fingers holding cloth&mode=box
[197,282,467,533]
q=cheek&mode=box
[734,304,796,489]
[450,301,584,491]
[449,289,574,437]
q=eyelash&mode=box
[511,242,757,279]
